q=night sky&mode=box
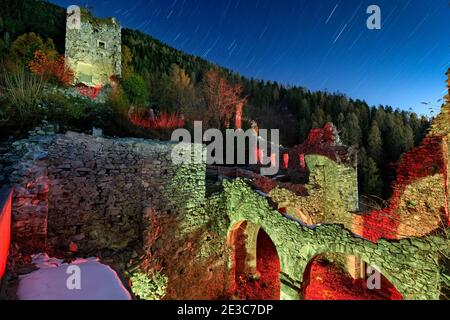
[51,0,449,115]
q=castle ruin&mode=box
[65,5,122,87]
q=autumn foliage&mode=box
[76,84,103,100]
[28,50,74,87]
[361,135,446,242]
[130,110,185,130]
[202,70,247,128]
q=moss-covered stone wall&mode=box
[269,154,357,227]
[222,179,448,300]
[5,95,450,300]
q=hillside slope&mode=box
[0,0,432,198]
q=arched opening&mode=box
[228,221,280,300]
[302,253,403,300]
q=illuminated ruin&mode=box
[0,3,448,301]
[2,90,449,299]
[65,5,121,87]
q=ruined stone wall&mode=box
[267,128,449,242]
[6,132,206,254]
[65,8,121,86]
[357,134,448,242]
[0,187,12,280]
[269,154,358,228]
[4,130,222,299]
[47,133,177,252]
[264,123,359,228]
[4,107,448,300]
[6,133,54,249]
[223,179,448,300]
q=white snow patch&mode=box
[17,253,131,300]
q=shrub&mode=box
[0,38,8,59]
[89,102,119,133]
[43,92,129,136]
[11,32,57,63]
[43,92,93,130]
[121,73,149,106]
[107,87,130,114]
[0,97,9,123]
[129,271,168,300]
[0,66,44,120]
[28,50,74,87]
[129,110,185,129]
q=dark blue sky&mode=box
[52,0,449,115]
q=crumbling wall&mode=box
[46,132,187,252]
[223,179,448,300]
[6,132,206,254]
[4,104,449,300]
[0,187,12,280]
[258,123,359,228]
[65,7,122,86]
[270,154,358,227]
[5,130,233,300]
[6,133,54,250]
[359,135,448,242]
[270,143,447,240]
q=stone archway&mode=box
[223,179,445,300]
[228,221,281,300]
[301,253,403,300]
[295,244,412,300]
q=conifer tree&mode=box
[368,122,383,163]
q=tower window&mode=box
[98,41,106,49]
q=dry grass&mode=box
[0,66,44,119]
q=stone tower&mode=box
[65,5,122,87]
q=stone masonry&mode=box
[6,131,205,253]
[65,5,122,86]
[2,98,449,299]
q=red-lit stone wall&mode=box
[287,123,357,183]
[358,135,448,242]
[5,131,206,254]
[8,135,50,251]
[0,187,12,280]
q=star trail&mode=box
[51,0,449,115]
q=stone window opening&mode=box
[97,40,106,49]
